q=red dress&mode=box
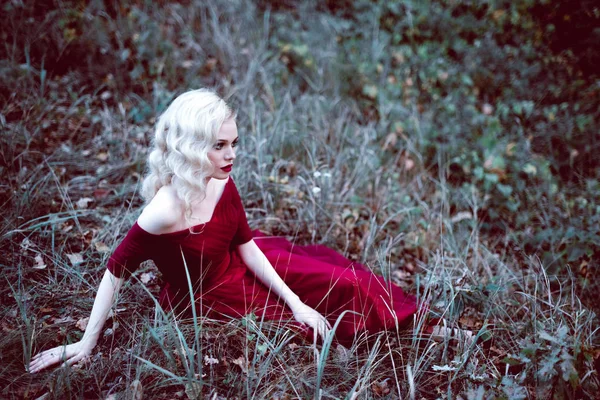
[107,178,418,345]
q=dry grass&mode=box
[1,0,598,398]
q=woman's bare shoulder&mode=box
[137,186,183,234]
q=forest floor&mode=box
[1,1,599,398]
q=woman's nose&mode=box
[226,147,236,161]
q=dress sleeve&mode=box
[106,222,158,279]
[230,179,253,246]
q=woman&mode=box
[28,88,421,373]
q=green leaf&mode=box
[362,84,378,99]
[567,245,587,262]
[474,166,484,180]
[522,164,537,175]
[256,343,268,354]
[497,183,513,197]
[484,173,499,184]
[461,74,474,86]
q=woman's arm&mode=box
[237,240,331,341]
[28,269,124,373]
[29,188,180,373]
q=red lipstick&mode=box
[221,164,233,172]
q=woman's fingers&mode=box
[61,353,88,369]
[29,348,57,372]
[292,305,332,342]
[29,345,76,373]
[315,316,330,342]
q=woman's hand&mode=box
[28,341,94,374]
[291,303,332,342]
[236,241,332,342]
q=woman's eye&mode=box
[232,141,239,148]
[213,143,223,150]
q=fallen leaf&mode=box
[204,354,219,365]
[100,91,112,101]
[232,356,248,375]
[506,142,516,156]
[382,133,397,151]
[335,344,350,364]
[185,382,202,400]
[76,197,94,209]
[67,253,84,265]
[392,269,411,282]
[53,316,76,324]
[130,379,143,400]
[140,272,156,284]
[451,211,473,223]
[33,254,47,269]
[94,189,111,200]
[76,317,89,331]
[95,241,110,253]
[21,238,33,250]
[432,364,458,372]
[371,378,391,396]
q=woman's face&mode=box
[207,118,238,180]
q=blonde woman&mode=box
[29,89,421,373]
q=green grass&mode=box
[1,0,598,398]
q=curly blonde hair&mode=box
[141,88,235,220]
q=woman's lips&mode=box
[221,164,233,172]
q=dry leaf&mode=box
[95,241,110,253]
[482,103,494,115]
[204,354,219,365]
[335,344,350,364]
[76,197,94,209]
[232,356,248,375]
[371,378,391,396]
[185,382,202,400]
[94,189,111,200]
[506,142,516,156]
[33,254,47,269]
[100,91,112,101]
[382,133,397,151]
[451,211,473,223]
[130,379,143,400]
[53,316,76,324]
[392,269,411,283]
[140,272,156,284]
[67,253,84,265]
[21,238,33,250]
[76,317,89,331]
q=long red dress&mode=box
[107,178,418,345]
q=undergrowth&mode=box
[1,0,598,398]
